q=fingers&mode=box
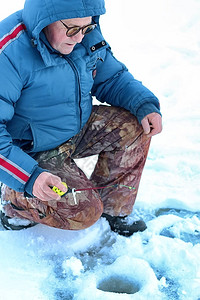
[141,117,151,135]
[32,172,68,201]
[141,113,162,137]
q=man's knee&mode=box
[41,199,104,230]
[65,202,104,230]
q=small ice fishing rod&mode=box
[51,182,135,205]
[52,182,135,198]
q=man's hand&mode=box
[141,112,162,137]
[32,172,68,201]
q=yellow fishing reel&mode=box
[52,182,68,197]
[51,182,78,205]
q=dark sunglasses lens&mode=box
[83,24,96,35]
[67,27,80,37]
[66,24,96,37]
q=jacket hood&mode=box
[22,0,106,39]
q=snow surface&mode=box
[0,0,200,299]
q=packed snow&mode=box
[0,0,200,299]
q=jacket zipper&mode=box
[63,56,82,132]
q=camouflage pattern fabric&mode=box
[1,105,151,230]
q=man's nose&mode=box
[72,31,84,43]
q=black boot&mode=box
[102,213,147,237]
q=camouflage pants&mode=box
[1,105,151,230]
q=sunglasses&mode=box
[60,20,97,37]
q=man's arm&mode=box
[92,47,162,130]
[0,53,66,199]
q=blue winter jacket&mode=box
[0,0,161,195]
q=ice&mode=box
[77,256,161,299]
[62,257,84,277]
[0,0,200,299]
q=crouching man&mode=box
[0,0,162,236]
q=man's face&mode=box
[43,17,92,55]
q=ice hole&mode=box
[97,275,140,294]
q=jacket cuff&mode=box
[24,166,45,197]
[136,102,161,123]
